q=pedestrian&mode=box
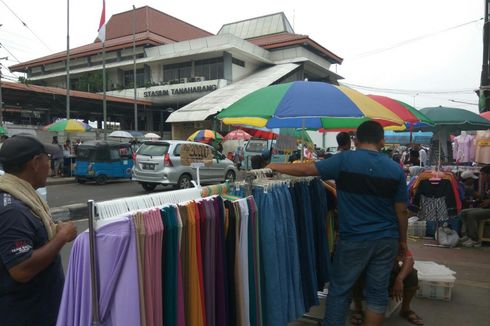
[459,165,490,247]
[0,135,78,325]
[267,121,408,326]
[233,146,244,170]
[351,249,424,325]
[51,135,63,177]
[336,131,351,152]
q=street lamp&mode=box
[0,56,9,124]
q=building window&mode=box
[124,68,145,88]
[163,62,192,83]
[232,57,245,67]
[194,58,224,80]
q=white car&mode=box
[0,169,47,202]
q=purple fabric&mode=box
[57,218,140,326]
[214,197,227,326]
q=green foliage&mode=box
[74,71,103,92]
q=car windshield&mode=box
[138,143,169,156]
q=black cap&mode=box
[0,135,59,166]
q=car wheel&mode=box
[95,175,108,185]
[177,174,192,189]
[76,177,86,184]
[141,182,157,192]
[225,170,236,183]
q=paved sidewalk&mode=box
[290,239,490,326]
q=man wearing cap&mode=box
[0,135,77,325]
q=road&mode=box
[47,180,174,208]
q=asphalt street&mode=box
[46,180,174,208]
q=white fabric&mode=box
[237,198,250,326]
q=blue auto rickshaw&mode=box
[74,141,134,185]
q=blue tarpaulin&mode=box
[384,131,433,144]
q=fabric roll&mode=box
[142,210,164,326]
[174,207,186,326]
[253,187,285,326]
[309,179,331,290]
[276,184,305,320]
[162,206,178,326]
[133,213,147,326]
[214,197,227,326]
[290,183,319,311]
[224,200,237,325]
[56,218,141,326]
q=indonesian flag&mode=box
[98,0,106,42]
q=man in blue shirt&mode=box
[267,121,408,326]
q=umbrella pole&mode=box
[300,119,305,163]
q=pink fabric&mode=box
[143,210,164,326]
[453,134,475,162]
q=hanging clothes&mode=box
[453,133,475,163]
[57,218,141,326]
[475,130,490,164]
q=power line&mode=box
[0,0,52,52]
[0,42,20,62]
[348,17,483,60]
[342,82,475,95]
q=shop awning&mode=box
[166,63,299,123]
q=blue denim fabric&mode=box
[254,187,286,325]
[324,238,398,326]
[275,184,305,320]
[290,183,319,310]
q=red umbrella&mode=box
[235,126,278,140]
[224,129,252,141]
[480,111,490,121]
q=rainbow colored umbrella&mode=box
[217,81,404,129]
[187,129,223,143]
[367,95,433,131]
[44,119,92,132]
[224,129,252,141]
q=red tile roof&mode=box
[10,6,213,72]
[105,6,212,42]
[10,32,173,72]
[2,81,152,106]
[249,33,343,64]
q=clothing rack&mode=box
[87,187,202,325]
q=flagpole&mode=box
[102,41,107,140]
[66,0,70,119]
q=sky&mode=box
[0,0,484,113]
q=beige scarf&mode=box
[0,173,56,240]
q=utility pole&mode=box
[66,0,71,119]
[132,5,138,131]
[480,0,490,112]
[0,57,8,124]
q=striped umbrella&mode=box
[367,95,433,131]
[217,81,404,129]
[187,129,223,143]
[224,129,252,141]
[44,119,92,132]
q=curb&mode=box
[51,203,88,222]
[47,178,76,186]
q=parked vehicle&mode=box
[132,140,237,191]
[74,141,134,185]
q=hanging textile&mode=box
[57,218,141,326]
[453,133,475,163]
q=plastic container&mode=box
[414,261,456,301]
[408,221,426,237]
[416,279,454,301]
